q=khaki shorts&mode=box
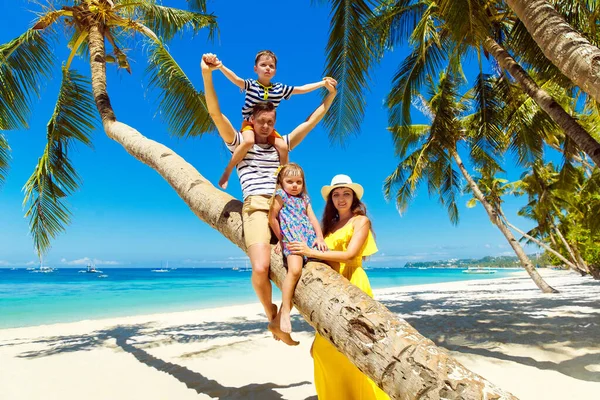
[242,195,272,248]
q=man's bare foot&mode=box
[280,309,292,334]
[268,321,299,346]
[218,172,229,190]
[266,304,280,341]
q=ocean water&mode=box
[0,267,516,329]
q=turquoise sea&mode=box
[0,267,517,329]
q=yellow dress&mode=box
[313,218,390,400]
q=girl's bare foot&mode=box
[267,304,280,341]
[268,321,299,346]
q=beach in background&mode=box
[0,269,598,399]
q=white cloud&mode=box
[0,260,37,267]
[59,257,124,266]
[484,244,491,248]
[0,260,10,266]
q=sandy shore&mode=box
[0,269,598,399]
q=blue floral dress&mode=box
[275,189,317,257]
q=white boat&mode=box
[31,257,55,273]
[152,261,170,273]
[98,274,109,278]
[79,264,103,273]
[462,267,497,274]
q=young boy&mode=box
[215,50,329,189]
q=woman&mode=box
[287,174,389,400]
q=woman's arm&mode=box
[289,216,371,261]
[306,204,327,251]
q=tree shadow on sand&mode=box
[379,276,600,382]
[9,316,316,399]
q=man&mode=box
[201,53,337,345]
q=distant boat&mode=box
[152,261,170,273]
[31,257,55,273]
[97,274,109,278]
[462,267,497,274]
[418,267,428,270]
[79,264,102,273]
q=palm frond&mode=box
[436,0,490,44]
[388,124,431,158]
[186,0,208,13]
[115,1,217,42]
[370,0,426,50]
[146,44,215,137]
[0,29,55,130]
[23,68,97,257]
[322,0,378,143]
[464,73,506,168]
[0,133,10,186]
[386,10,447,127]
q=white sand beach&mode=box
[0,269,598,399]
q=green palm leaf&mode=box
[0,29,55,130]
[0,133,10,186]
[369,0,426,50]
[115,0,217,42]
[322,0,379,142]
[186,0,208,13]
[23,68,97,257]
[146,44,215,137]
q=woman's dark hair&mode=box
[321,188,368,237]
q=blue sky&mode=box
[1,0,545,268]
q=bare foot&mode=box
[279,309,292,333]
[218,172,229,190]
[266,304,280,341]
[268,321,299,346]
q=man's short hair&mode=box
[252,102,276,117]
[255,50,277,66]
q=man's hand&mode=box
[201,53,222,72]
[324,77,338,93]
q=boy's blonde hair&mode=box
[274,163,308,197]
[255,50,278,67]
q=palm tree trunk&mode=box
[483,37,600,166]
[452,149,558,293]
[86,25,516,399]
[504,0,600,104]
[571,241,591,275]
[552,225,590,273]
[502,217,584,274]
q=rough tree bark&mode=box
[452,149,558,293]
[505,0,600,103]
[86,24,518,399]
[483,37,600,166]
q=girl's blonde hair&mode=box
[272,163,308,201]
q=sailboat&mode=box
[152,261,170,273]
[32,256,55,273]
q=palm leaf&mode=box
[369,0,426,50]
[322,0,379,143]
[23,68,97,257]
[0,29,55,130]
[0,133,10,186]
[115,1,217,42]
[146,44,215,137]
[186,0,208,13]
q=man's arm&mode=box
[288,78,337,150]
[218,64,246,90]
[201,53,237,144]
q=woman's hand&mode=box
[288,241,313,257]
[315,238,328,252]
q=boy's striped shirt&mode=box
[226,131,290,199]
[242,79,294,121]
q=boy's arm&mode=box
[288,79,337,150]
[201,54,236,144]
[268,196,284,242]
[291,79,328,95]
[218,64,246,90]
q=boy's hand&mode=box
[201,53,222,72]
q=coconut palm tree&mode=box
[466,168,585,274]
[385,68,558,293]
[0,0,217,256]
[321,0,600,165]
[503,0,600,104]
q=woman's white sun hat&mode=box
[321,174,364,200]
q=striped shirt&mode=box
[227,131,291,199]
[242,79,294,121]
